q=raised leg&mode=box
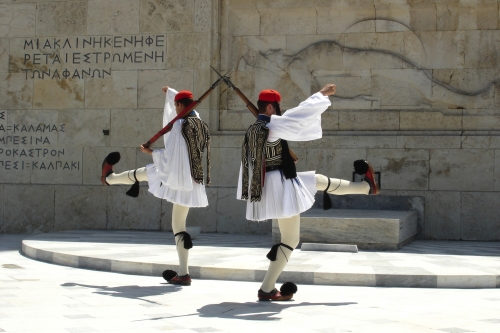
[105,167,148,185]
[315,174,369,195]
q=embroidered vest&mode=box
[241,117,297,202]
[181,115,211,185]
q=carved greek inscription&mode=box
[21,35,166,80]
[0,116,79,172]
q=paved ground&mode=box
[1,234,500,333]
[20,231,500,288]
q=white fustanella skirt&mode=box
[146,164,208,208]
[237,169,317,221]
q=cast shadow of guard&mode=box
[144,301,357,321]
[61,282,181,305]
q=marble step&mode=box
[273,209,418,250]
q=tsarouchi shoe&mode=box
[353,159,379,195]
[258,288,293,301]
[101,152,120,185]
[167,274,192,286]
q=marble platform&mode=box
[19,230,500,289]
[273,209,418,250]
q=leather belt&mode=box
[265,165,282,172]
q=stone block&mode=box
[475,2,498,30]
[400,110,462,131]
[30,147,83,185]
[436,1,459,31]
[313,70,371,99]
[0,72,32,109]
[375,4,411,28]
[0,185,3,233]
[430,149,494,191]
[167,33,210,69]
[36,1,87,36]
[54,186,107,231]
[461,135,500,149]
[301,243,358,253]
[343,33,408,70]
[371,69,432,108]
[317,5,375,34]
[160,200,173,232]
[277,208,418,250]
[33,78,84,109]
[110,109,163,148]
[229,36,286,70]
[185,187,218,232]
[107,186,161,230]
[140,0,194,32]
[368,149,429,191]
[3,184,55,233]
[195,0,211,32]
[461,192,500,240]
[82,147,137,185]
[409,2,436,31]
[463,114,500,131]
[219,109,255,130]
[216,187,271,234]
[399,190,461,240]
[496,150,500,191]
[0,38,8,72]
[296,135,398,150]
[111,35,166,71]
[57,109,110,147]
[418,31,465,69]
[403,31,426,67]
[305,148,366,182]
[397,136,461,149]
[87,0,140,35]
[0,4,35,37]
[85,71,137,108]
[229,8,260,36]
[138,69,194,109]
[464,31,500,69]
[339,111,399,131]
[260,7,316,35]
[6,109,59,146]
[209,147,242,186]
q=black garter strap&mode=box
[323,177,333,210]
[126,169,140,198]
[174,231,193,249]
[266,243,294,262]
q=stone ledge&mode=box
[273,209,418,250]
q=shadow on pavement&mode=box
[140,301,357,321]
[61,282,182,305]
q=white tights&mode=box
[106,168,190,276]
[260,173,369,293]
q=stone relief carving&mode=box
[231,20,497,110]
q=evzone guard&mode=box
[100,85,216,286]
[236,85,379,301]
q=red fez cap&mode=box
[258,89,281,102]
[174,90,193,102]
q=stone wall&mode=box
[1,0,500,240]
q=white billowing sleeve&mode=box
[266,92,331,142]
[152,120,193,191]
[162,87,179,147]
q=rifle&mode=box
[142,76,224,149]
[210,66,298,161]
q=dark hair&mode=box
[175,98,194,108]
[257,101,281,115]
